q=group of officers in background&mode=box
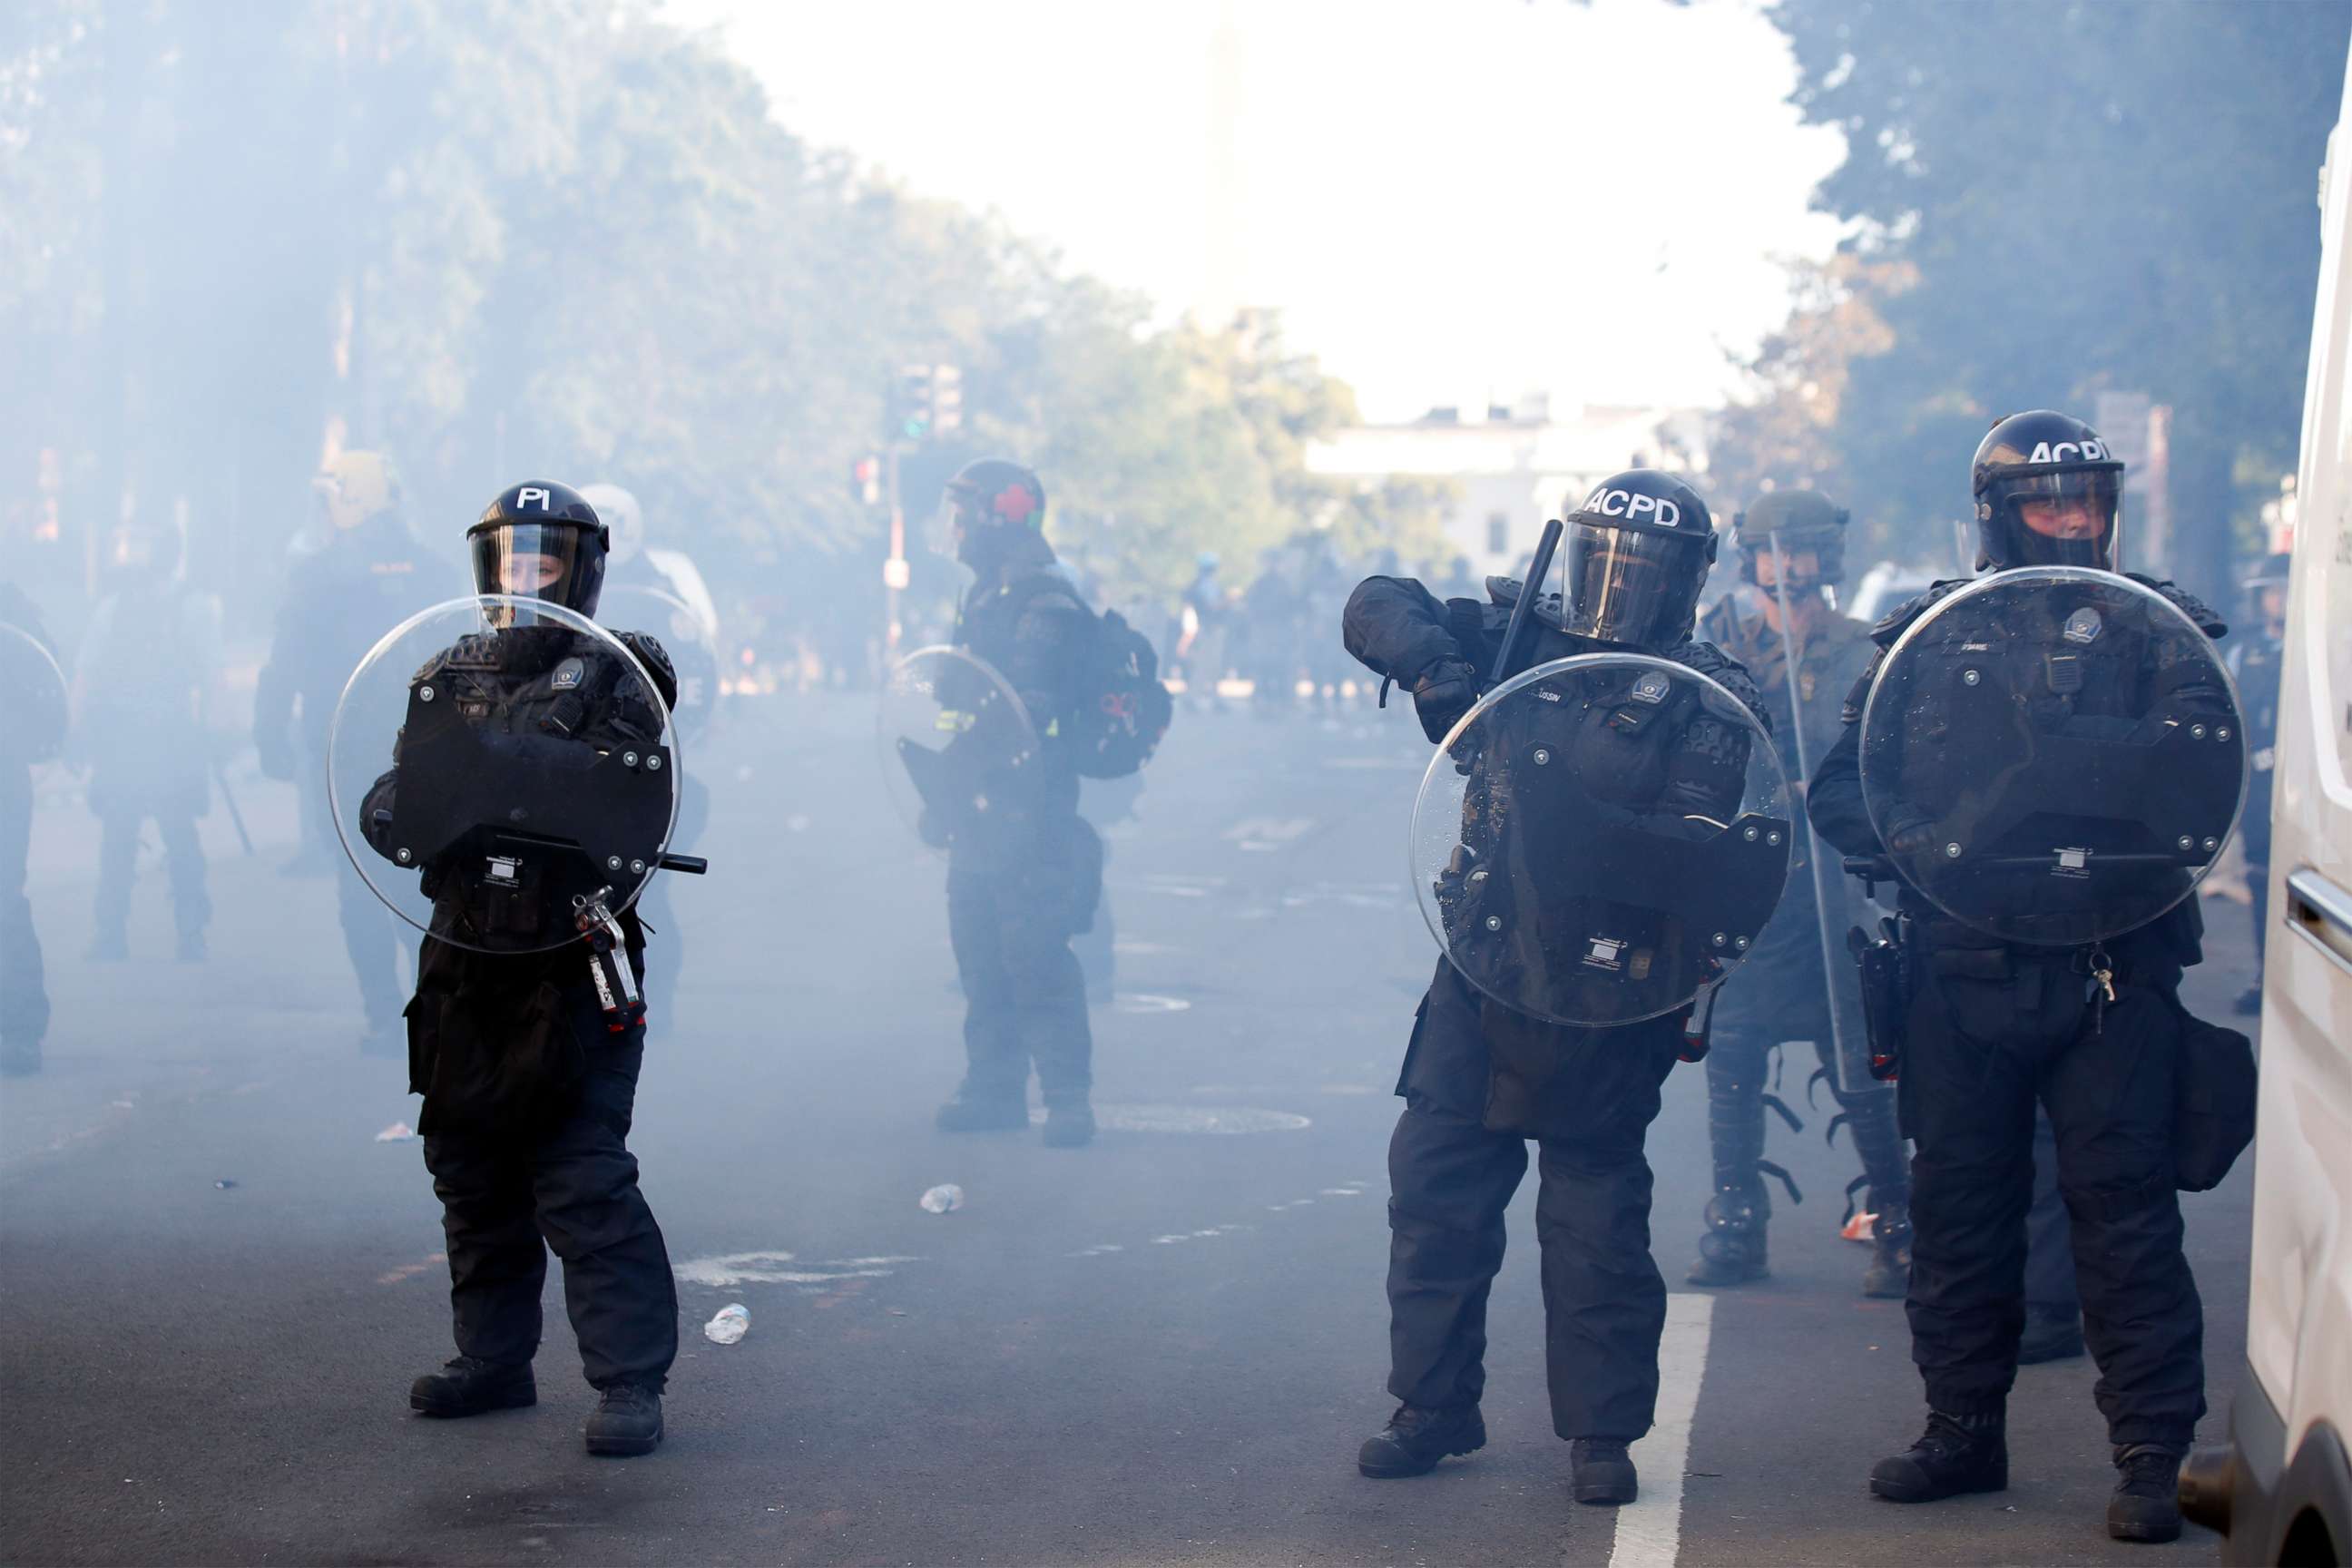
[0,407,2279,1538]
[1345,407,2269,1544]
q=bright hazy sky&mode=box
[660,0,1847,422]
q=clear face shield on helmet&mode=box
[468,523,603,627]
[1550,521,1709,648]
[932,485,990,565]
[1995,469,2122,570]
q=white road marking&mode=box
[1224,817,1313,848]
[1112,993,1193,1014]
[672,1250,919,1288]
[1603,1292,1714,1568]
[1029,1104,1312,1135]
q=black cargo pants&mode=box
[420,991,678,1392]
[946,815,1101,1110]
[1900,938,2204,1447]
[1386,959,1679,1441]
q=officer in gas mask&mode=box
[1342,470,1769,1507]
[256,451,449,1052]
[929,458,1102,1147]
[1689,490,1910,1297]
[360,481,680,1457]
[1808,412,2227,1543]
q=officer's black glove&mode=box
[1412,660,1481,744]
[1883,808,1937,856]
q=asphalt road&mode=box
[0,689,2258,1566]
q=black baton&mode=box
[1489,518,1565,687]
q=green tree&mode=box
[1767,0,2349,595]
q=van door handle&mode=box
[2285,867,2352,973]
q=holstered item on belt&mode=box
[1847,917,1909,1082]
[1678,982,1717,1063]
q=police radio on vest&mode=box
[1582,487,1683,527]
[2024,440,2107,464]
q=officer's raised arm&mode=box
[1343,574,1486,742]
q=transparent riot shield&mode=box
[1410,653,1793,1027]
[1764,534,1881,1095]
[326,596,682,956]
[1858,566,2246,947]
[598,584,720,744]
[878,645,1039,854]
[0,622,68,771]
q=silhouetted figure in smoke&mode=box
[256,451,447,1052]
[74,520,220,963]
[1,583,64,1075]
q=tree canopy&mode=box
[1722,0,2348,594]
[0,0,1426,640]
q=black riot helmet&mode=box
[1554,469,1719,647]
[1732,487,1848,595]
[1971,410,2124,571]
[940,457,1046,566]
[466,481,610,622]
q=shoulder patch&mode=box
[1668,639,1771,731]
[1868,578,1973,648]
[2122,572,2228,640]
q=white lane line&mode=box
[1604,1292,1713,1568]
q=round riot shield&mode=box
[326,596,681,956]
[0,621,68,769]
[599,585,719,743]
[1858,566,2246,947]
[878,645,1039,854]
[1410,653,1793,1026]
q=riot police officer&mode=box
[1808,412,2220,1543]
[2228,553,2288,1015]
[256,451,447,1053]
[361,481,679,1456]
[73,519,220,962]
[1343,470,1769,1506]
[1,583,64,1076]
[1690,490,1910,1296]
[930,458,1102,1148]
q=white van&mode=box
[2177,40,2352,1566]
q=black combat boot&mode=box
[585,1383,662,1456]
[409,1356,536,1417]
[2017,1303,2085,1364]
[1690,1045,1773,1286]
[1861,1199,1913,1300]
[1869,1409,2008,1502]
[935,1092,1028,1133]
[1839,1081,1912,1299]
[1689,1184,1769,1286]
[2107,1445,2183,1543]
[1041,1101,1095,1148]
[1570,1438,1638,1505]
[1357,1404,1485,1478]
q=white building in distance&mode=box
[1307,395,1710,575]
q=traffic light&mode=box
[851,454,882,505]
[932,365,963,434]
[887,364,962,444]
